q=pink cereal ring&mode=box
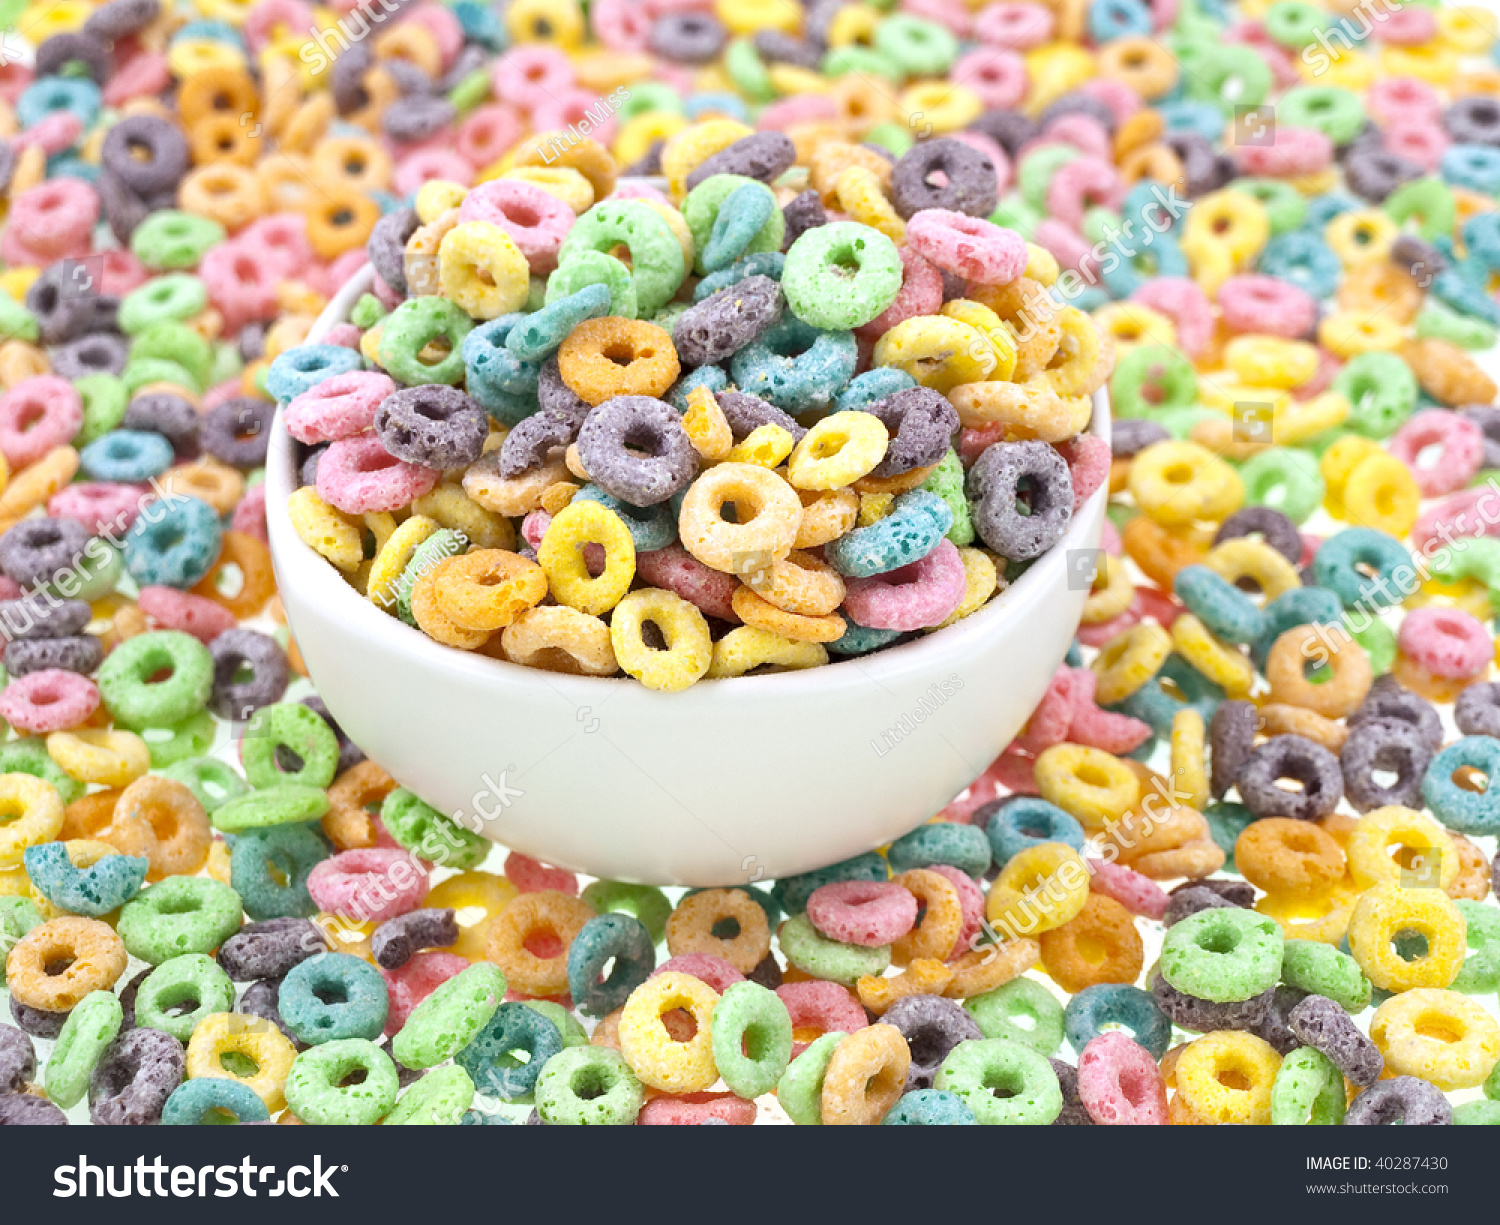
[652,954,744,994]
[1398,607,1493,681]
[98,249,148,297]
[137,586,239,643]
[990,745,1040,794]
[1382,122,1448,173]
[591,0,654,51]
[1034,217,1096,279]
[456,105,526,169]
[1076,605,1142,648]
[231,483,268,542]
[843,538,968,631]
[316,432,440,514]
[1233,126,1332,177]
[953,47,1027,108]
[1041,114,1112,161]
[0,376,82,470]
[239,214,314,278]
[935,755,1010,823]
[7,180,98,258]
[1078,1031,1169,1125]
[373,272,404,310]
[1080,79,1142,125]
[199,240,279,328]
[458,179,574,274]
[1100,517,1122,557]
[928,863,985,958]
[13,112,83,157]
[1367,77,1442,128]
[0,60,33,104]
[1413,485,1500,552]
[905,210,1028,286]
[758,94,838,130]
[638,1092,756,1125]
[1217,274,1317,338]
[635,543,741,622]
[1058,434,1111,513]
[492,45,575,111]
[806,880,918,947]
[856,246,944,340]
[1066,667,1152,753]
[776,980,867,1056]
[959,423,1007,466]
[1085,857,1170,919]
[48,482,148,535]
[1389,409,1483,498]
[102,50,167,106]
[1300,533,1322,569]
[381,952,468,1036]
[285,371,397,444]
[1015,667,1080,755]
[0,669,99,734]
[393,149,474,198]
[1132,585,1181,628]
[244,0,313,51]
[1046,159,1123,226]
[306,847,429,923]
[323,323,362,349]
[1130,276,1213,357]
[504,851,578,895]
[1371,4,1435,43]
[974,1,1054,48]
[902,0,970,37]
[530,88,619,147]
[400,4,463,71]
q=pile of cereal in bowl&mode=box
[3,0,1500,1128]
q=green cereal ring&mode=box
[533,1045,643,1125]
[1020,145,1081,212]
[45,988,123,1108]
[558,200,687,316]
[1416,301,1497,350]
[1234,178,1307,235]
[240,702,340,790]
[874,13,957,74]
[864,121,915,159]
[1204,801,1257,865]
[1238,448,1325,525]
[123,358,202,396]
[118,876,243,964]
[776,1031,843,1125]
[351,292,388,330]
[1279,939,1370,1012]
[394,528,468,625]
[133,953,236,1042]
[393,962,506,1069]
[380,787,488,870]
[778,913,890,988]
[652,300,692,332]
[1109,342,1197,419]
[131,210,226,270]
[1455,1100,1500,1125]
[524,999,588,1049]
[821,45,901,82]
[683,175,784,276]
[1186,44,1270,113]
[0,293,39,342]
[160,755,249,814]
[1452,899,1500,994]
[130,322,213,390]
[723,38,775,103]
[50,541,123,603]
[285,1039,399,1126]
[934,1038,1063,1125]
[96,630,214,730]
[0,739,84,803]
[615,81,685,122]
[447,67,489,113]
[1383,176,1454,241]
[378,296,474,386]
[962,977,1065,1055]
[710,981,793,1100]
[990,194,1041,235]
[142,709,216,768]
[211,783,330,833]
[74,374,128,446]
[1159,907,1283,1003]
[782,221,903,331]
[1270,1045,1345,1125]
[1486,1058,1500,1101]
[546,250,637,319]
[0,896,43,984]
[208,341,242,387]
[119,274,208,334]
[579,880,672,945]
[1343,612,1395,676]
[1335,350,1416,438]
[384,1063,475,1125]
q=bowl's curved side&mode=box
[267,272,1109,885]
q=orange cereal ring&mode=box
[556,318,680,406]
[664,888,772,974]
[856,958,953,1015]
[1258,703,1348,752]
[820,1024,910,1125]
[178,67,258,128]
[1398,338,1497,406]
[891,868,963,966]
[1038,893,1144,994]
[159,458,245,513]
[1121,516,1211,588]
[1235,818,1347,896]
[730,586,847,644]
[111,775,212,881]
[1446,834,1490,901]
[943,938,1039,998]
[499,605,617,677]
[410,561,493,650]
[188,111,261,166]
[484,890,594,997]
[1265,623,1373,718]
[511,133,617,203]
[190,529,274,618]
[305,187,380,259]
[6,916,128,1011]
[60,788,123,841]
[311,135,392,195]
[178,162,266,231]
[794,488,859,549]
[743,549,846,617]
[431,549,548,633]
[321,760,397,850]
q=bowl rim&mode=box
[266,264,1112,696]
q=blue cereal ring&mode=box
[684,175,783,276]
[23,842,148,917]
[771,852,889,916]
[1109,654,1222,737]
[572,485,676,552]
[887,822,991,877]
[883,1087,978,1124]
[1064,983,1172,1060]
[729,316,857,413]
[835,367,917,413]
[162,1076,271,1125]
[694,251,786,300]
[17,76,101,130]
[456,1001,564,1100]
[1443,144,1500,195]
[565,913,656,1017]
[982,797,1085,868]
[1310,528,1411,610]
[265,343,363,404]
[229,824,329,922]
[826,618,903,655]
[123,494,223,588]
[461,314,543,423]
[509,282,613,361]
[278,952,389,1044]
[1255,230,1342,299]
[825,490,954,577]
[1251,584,1345,667]
[701,182,779,273]
[79,429,175,483]
[667,364,728,411]
[1173,564,1268,644]
[1423,737,1500,836]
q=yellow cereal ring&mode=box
[0,774,65,868]
[367,515,440,612]
[1091,622,1172,705]
[610,589,713,691]
[1370,989,1500,1091]
[46,730,151,788]
[787,412,889,491]
[1034,743,1142,829]
[933,548,999,629]
[1128,440,1243,526]
[1347,882,1466,992]
[439,221,530,320]
[617,970,719,1093]
[873,316,996,393]
[186,1012,298,1113]
[1345,806,1458,891]
[287,485,363,572]
[1175,1031,1280,1124]
[538,499,636,615]
[706,626,828,678]
[984,841,1090,936]
[1171,613,1255,698]
[727,423,796,468]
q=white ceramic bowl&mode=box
[265,265,1110,885]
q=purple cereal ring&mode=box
[866,387,960,479]
[1398,606,1492,680]
[1388,409,1483,498]
[499,409,581,478]
[374,385,489,470]
[1288,994,1383,1086]
[458,180,574,274]
[1077,1031,1167,1125]
[48,482,147,535]
[0,376,81,469]
[89,1027,185,1125]
[1344,1077,1451,1126]
[890,139,999,220]
[316,433,440,515]
[884,994,983,1090]
[307,848,429,924]
[575,396,697,507]
[1217,274,1317,338]
[635,543,741,622]
[905,209,1028,286]
[0,668,98,733]
[284,371,397,445]
[968,441,1074,560]
[842,537,968,631]
[805,880,918,947]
